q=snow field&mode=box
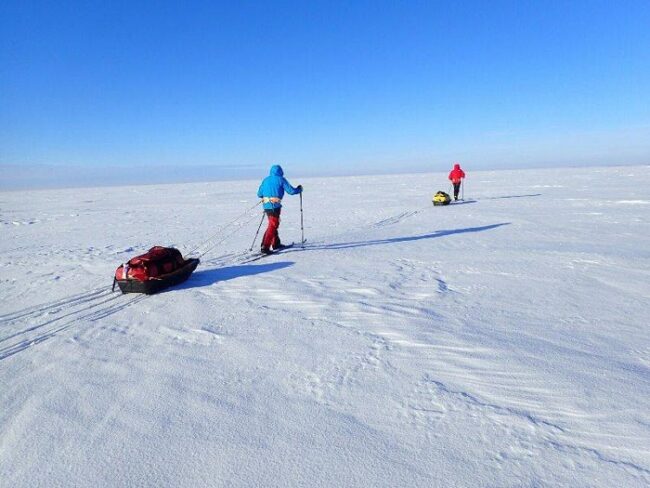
[1,165,649,487]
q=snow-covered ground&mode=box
[1,165,649,487]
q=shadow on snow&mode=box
[447,199,477,205]
[179,261,295,289]
[296,223,511,252]
[480,193,542,200]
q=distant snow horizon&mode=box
[1,161,648,191]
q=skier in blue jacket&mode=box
[257,165,302,254]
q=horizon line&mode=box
[1,161,648,192]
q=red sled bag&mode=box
[113,246,199,294]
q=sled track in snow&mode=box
[374,210,421,228]
[0,286,111,324]
[0,291,145,361]
[0,250,255,361]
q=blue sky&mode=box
[1,0,649,187]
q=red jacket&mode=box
[448,164,466,184]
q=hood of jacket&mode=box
[270,165,284,177]
[453,163,461,170]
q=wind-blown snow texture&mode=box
[1,166,649,487]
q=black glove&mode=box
[297,185,303,192]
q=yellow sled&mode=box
[432,191,451,206]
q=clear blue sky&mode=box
[1,0,649,187]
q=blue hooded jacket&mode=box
[257,165,301,210]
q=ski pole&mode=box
[300,192,305,247]
[249,212,265,251]
[462,179,465,201]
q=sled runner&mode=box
[113,246,199,294]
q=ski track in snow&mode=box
[0,291,146,361]
[1,166,650,487]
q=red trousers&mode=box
[262,209,281,250]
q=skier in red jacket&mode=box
[448,163,466,201]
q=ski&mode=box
[241,242,297,263]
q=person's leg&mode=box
[271,209,282,249]
[453,182,460,200]
[261,211,279,252]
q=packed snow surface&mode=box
[1,166,649,487]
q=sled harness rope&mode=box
[187,200,262,259]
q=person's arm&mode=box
[257,182,264,198]
[282,178,302,195]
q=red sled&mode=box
[113,246,199,294]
